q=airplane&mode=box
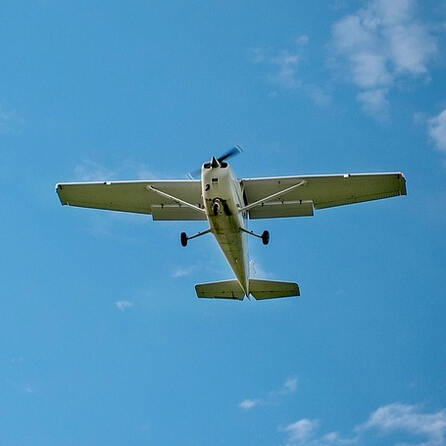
[56,147,407,301]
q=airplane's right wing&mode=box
[56,179,206,220]
[241,172,406,219]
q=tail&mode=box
[249,279,300,299]
[195,279,299,300]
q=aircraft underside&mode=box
[56,147,406,300]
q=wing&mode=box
[242,172,406,219]
[56,180,206,220]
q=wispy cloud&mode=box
[171,265,197,278]
[115,300,133,311]
[74,160,116,181]
[331,0,438,117]
[252,37,331,106]
[359,403,446,446]
[73,159,163,182]
[0,104,24,134]
[238,376,298,410]
[239,399,262,410]
[428,109,446,153]
[270,49,302,89]
[283,377,298,393]
[249,259,269,278]
[281,419,321,446]
[279,403,446,446]
[23,384,34,394]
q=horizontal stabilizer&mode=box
[249,279,299,300]
[195,280,245,300]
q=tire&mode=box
[180,232,188,247]
[261,230,270,245]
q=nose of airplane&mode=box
[210,156,221,168]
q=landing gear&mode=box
[261,230,270,245]
[180,229,211,247]
[240,227,270,245]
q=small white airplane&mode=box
[56,147,406,300]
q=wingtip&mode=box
[55,183,66,205]
[398,172,407,196]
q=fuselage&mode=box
[201,161,249,295]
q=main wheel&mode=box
[261,230,270,245]
[180,232,188,247]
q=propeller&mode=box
[186,145,243,179]
[217,145,243,163]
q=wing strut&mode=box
[239,180,306,212]
[147,185,205,215]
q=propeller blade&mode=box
[187,145,244,178]
[186,168,201,179]
[217,145,243,163]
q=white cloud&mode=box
[171,265,196,278]
[279,403,446,446]
[115,300,133,311]
[359,403,446,446]
[271,50,301,89]
[74,160,116,181]
[24,385,34,394]
[357,88,389,116]
[0,105,24,133]
[331,0,437,116]
[249,259,270,278]
[283,377,298,393]
[297,35,309,46]
[73,159,162,182]
[428,109,446,153]
[281,418,356,446]
[239,399,261,410]
[238,376,298,410]
[282,419,319,445]
[253,37,331,106]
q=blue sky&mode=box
[1,0,446,445]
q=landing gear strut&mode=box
[240,227,270,245]
[180,229,211,247]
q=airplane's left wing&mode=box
[241,172,406,219]
[56,180,206,220]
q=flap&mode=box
[151,204,206,221]
[249,200,314,219]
